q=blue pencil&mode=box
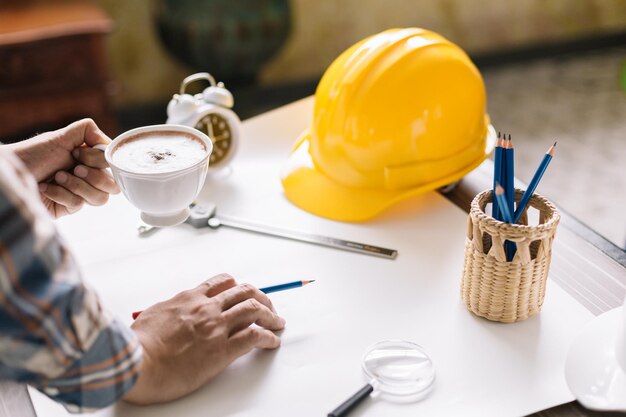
[492,132,504,220]
[504,135,515,219]
[513,142,557,224]
[131,279,316,319]
[260,279,316,294]
[504,135,516,260]
[495,184,513,223]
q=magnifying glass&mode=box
[328,340,435,417]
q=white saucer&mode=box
[565,306,626,411]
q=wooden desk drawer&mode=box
[0,35,106,90]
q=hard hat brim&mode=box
[281,125,496,222]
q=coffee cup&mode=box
[93,124,212,226]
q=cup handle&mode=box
[90,142,122,189]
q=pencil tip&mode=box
[547,141,557,155]
[498,131,501,138]
[553,141,558,147]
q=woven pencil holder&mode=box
[460,188,560,323]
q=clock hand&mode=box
[206,118,215,140]
[212,134,230,142]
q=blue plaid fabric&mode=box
[0,150,142,413]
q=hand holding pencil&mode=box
[132,279,315,319]
[124,274,287,405]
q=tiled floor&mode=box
[482,47,626,249]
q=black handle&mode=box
[328,383,374,417]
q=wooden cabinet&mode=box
[0,2,116,142]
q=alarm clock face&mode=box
[194,113,233,166]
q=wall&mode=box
[96,0,626,106]
[96,1,188,107]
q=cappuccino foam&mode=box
[112,133,206,173]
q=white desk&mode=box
[26,98,599,416]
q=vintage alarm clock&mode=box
[166,72,242,169]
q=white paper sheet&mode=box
[30,98,594,416]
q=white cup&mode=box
[94,124,212,227]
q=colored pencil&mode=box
[504,135,516,260]
[494,183,513,223]
[504,135,515,218]
[131,280,315,320]
[492,132,504,220]
[513,142,557,224]
[260,279,315,294]
[500,136,508,222]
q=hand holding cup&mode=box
[94,124,213,226]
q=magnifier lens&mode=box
[362,340,435,402]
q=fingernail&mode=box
[38,183,47,192]
[74,165,88,178]
[55,171,68,184]
[72,149,80,159]
[280,317,286,326]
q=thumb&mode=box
[60,119,111,149]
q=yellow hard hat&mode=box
[281,28,495,222]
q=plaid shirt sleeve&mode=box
[0,150,143,413]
